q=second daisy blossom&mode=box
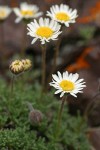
[27,18,62,44]
[50,71,86,98]
[0,6,11,21]
[47,4,78,27]
[13,2,43,23]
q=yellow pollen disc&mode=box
[21,10,34,16]
[0,10,6,19]
[59,80,74,91]
[55,12,70,21]
[36,27,53,38]
[14,62,20,66]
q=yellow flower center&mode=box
[21,10,34,16]
[36,27,53,38]
[55,12,70,21]
[0,10,6,19]
[14,63,20,66]
[59,80,74,91]
[13,60,21,66]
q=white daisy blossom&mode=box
[47,4,78,27]
[13,2,43,23]
[27,17,62,44]
[50,71,86,98]
[0,6,11,21]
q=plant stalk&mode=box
[21,23,27,57]
[41,44,46,92]
[0,23,4,49]
[53,37,62,71]
[11,75,15,98]
[47,30,63,88]
[55,95,67,140]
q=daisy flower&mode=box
[47,4,78,27]
[50,71,86,98]
[27,17,62,44]
[0,6,11,21]
[13,2,43,23]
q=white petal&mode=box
[52,74,60,82]
[55,89,62,94]
[57,71,62,80]
[60,91,65,97]
[70,93,77,97]
[13,8,21,16]
[31,38,38,44]
[15,17,22,23]
[75,79,84,84]
[72,73,79,82]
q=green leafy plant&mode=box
[79,26,96,40]
[0,76,91,150]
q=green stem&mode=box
[55,95,67,140]
[46,32,63,89]
[0,23,4,49]
[11,75,15,98]
[21,23,27,57]
[41,44,46,92]
[53,37,62,71]
[52,25,64,73]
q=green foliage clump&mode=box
[0,75,91,150]
[79,26,96,41]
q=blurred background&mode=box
[0,0,100,149]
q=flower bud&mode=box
[29,110,43,125]
[9,60,24,75]
[27,102,43,125]
[22,59,32,71]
